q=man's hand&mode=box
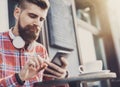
[44,57,68,79]
[19,55,47,81]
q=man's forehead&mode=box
[23,3,48,17]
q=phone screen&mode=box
[51,51,69,66]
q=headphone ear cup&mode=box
[12,36,25,49]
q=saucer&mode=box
[79,70,110,75]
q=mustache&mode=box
[23,24,39,33]
[18,24,39,44]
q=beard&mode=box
[18,20,39,44]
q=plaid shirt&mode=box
[0,31,69,87]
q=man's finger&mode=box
[61,57,68,68]
[37,63,48,72]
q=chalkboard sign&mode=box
[47,0,75,50]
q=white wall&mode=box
[0,0,9,32]
[107,0,120,68]
[77,26,97,63]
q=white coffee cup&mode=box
[79,60,103,73]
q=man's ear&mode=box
[14,7,21,20]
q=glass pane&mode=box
[0,0,9,32]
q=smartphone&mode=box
[51,51,70,66]
[43,51,70,76]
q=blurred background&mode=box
[0,0,120,87]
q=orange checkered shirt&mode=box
[0,31,69,87]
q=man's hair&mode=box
[17,0,49,10]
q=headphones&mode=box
[9,29,35,50]
[9,29,25,49]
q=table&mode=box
[34,72,116,87]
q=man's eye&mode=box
[40,17,44,21]
[29,14,36,18]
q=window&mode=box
[76,5,108,87]
[0,0,9,32]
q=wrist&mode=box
[18,73,25,81]
[15,73,25,85]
